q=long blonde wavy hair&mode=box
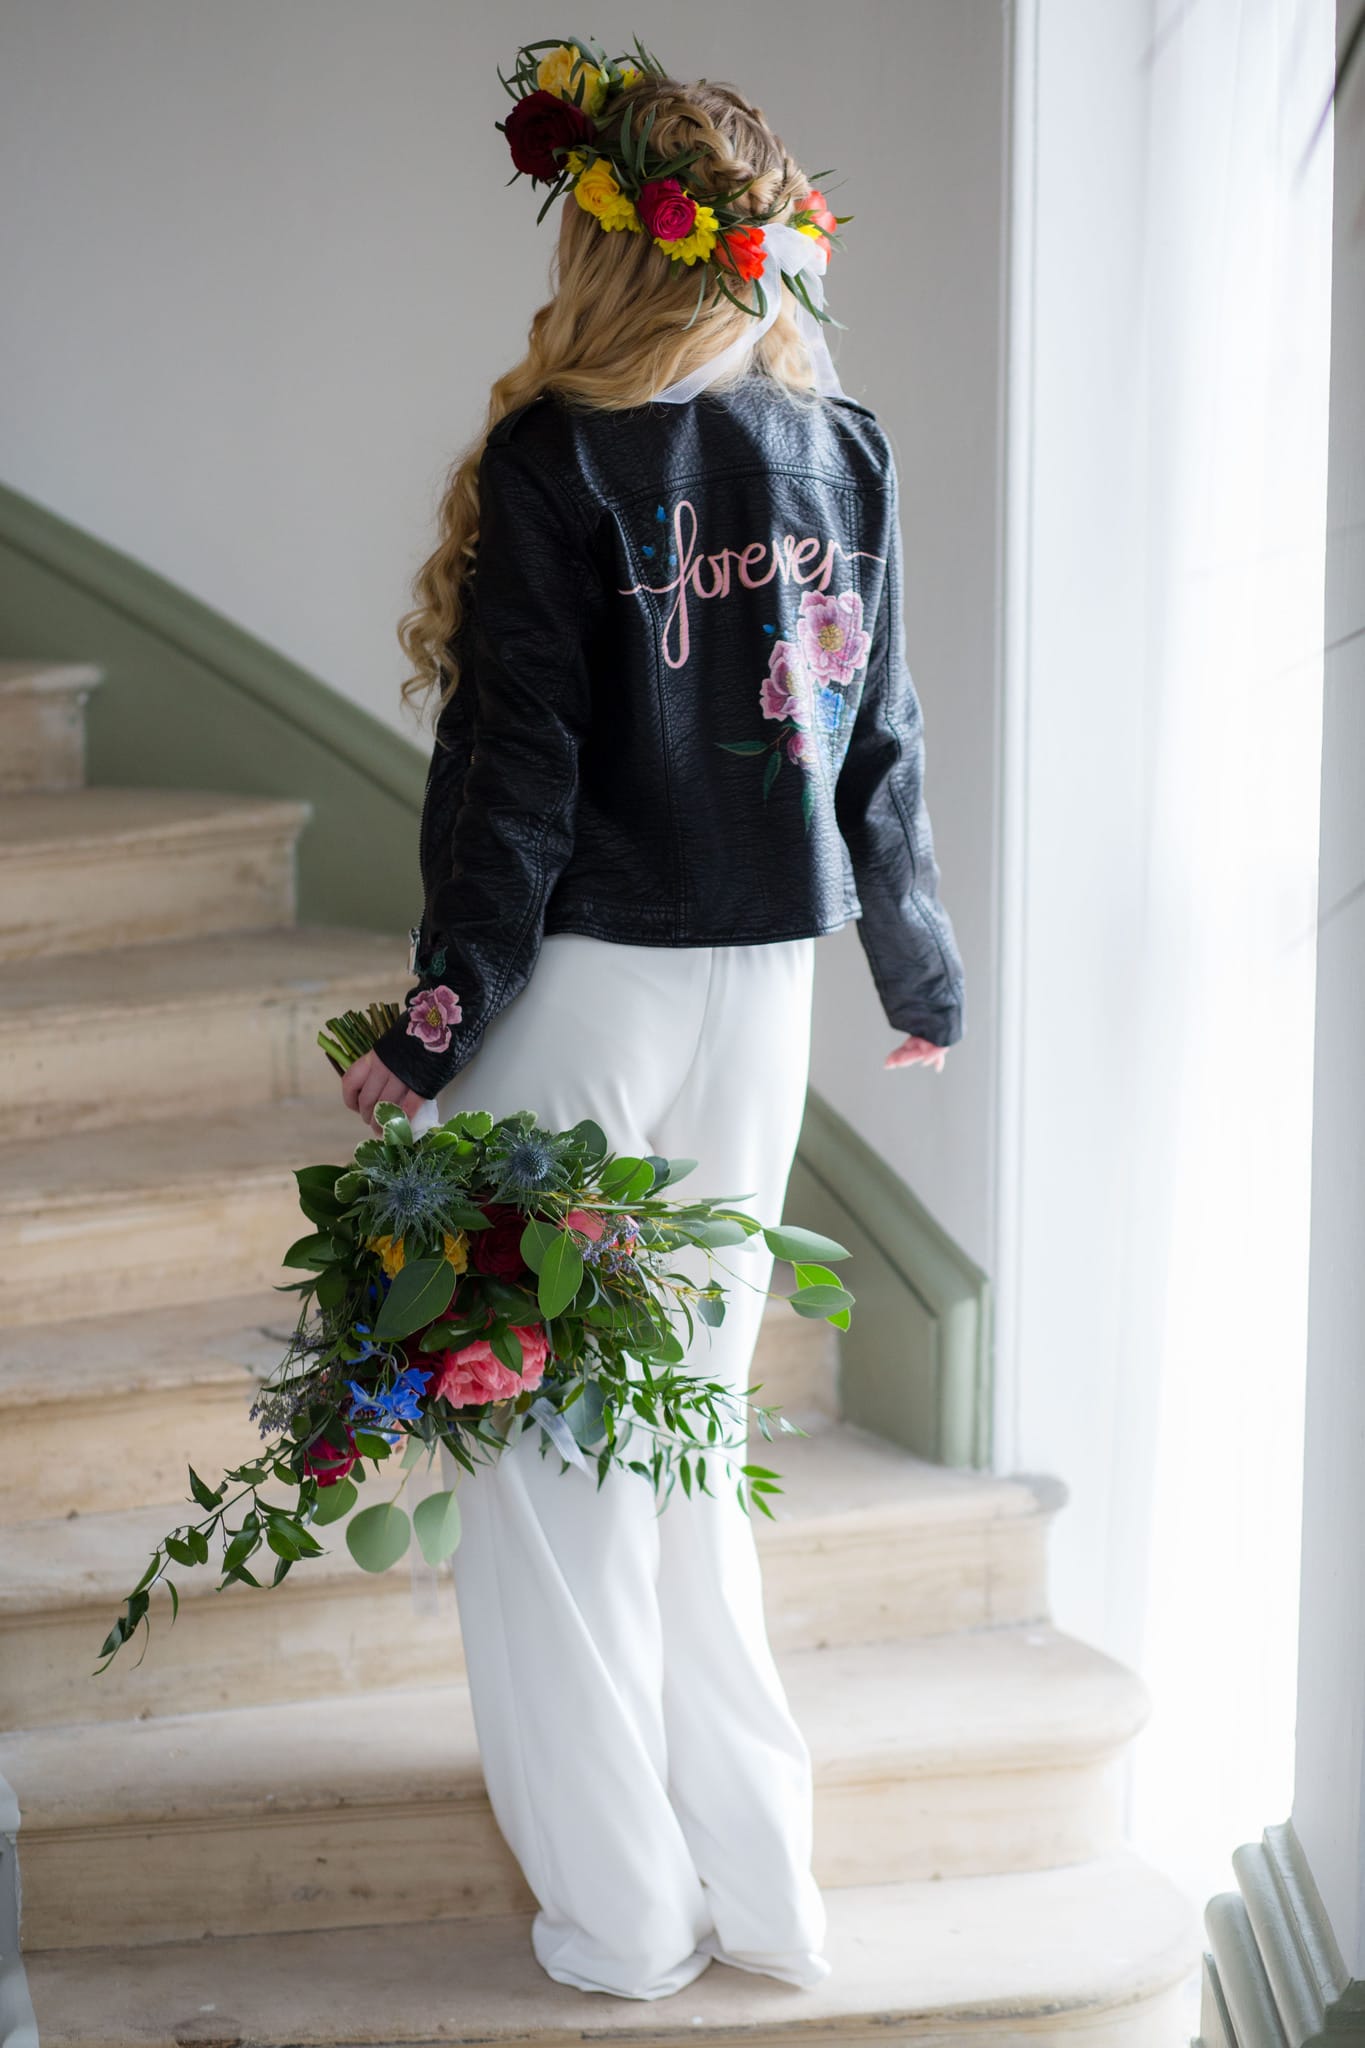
[398,74,821,724]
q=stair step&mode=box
[0,787,310,960]
[22,1858,1200,2048]
[0,661,101,793]
[0,1422,1053,1724]
[0,925,411,1139]
[1,1631,1148,1949]
[0,1096,357,1325]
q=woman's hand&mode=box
[341,1050,430,1134]
[884,1034,947,1073]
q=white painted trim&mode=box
[992,0,1041,1478]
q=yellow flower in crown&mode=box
[655,203,719,267]
[537,43,609,115]
[367,1233,406,1278]
[573,156,641,233]
[443,1229,469,1274]
[616,63,644,89]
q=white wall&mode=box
[0,0,1011,1265]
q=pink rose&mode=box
[424,1325,550,1408]
[796,589,871,687]
[638,177,698,243]
[759,640,809,723]
[405,983,462,1054]
[563,1208,606,1242]
[786,729,811,763]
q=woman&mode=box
[341,39,964,2005]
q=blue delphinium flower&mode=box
[347,1365,428,1428]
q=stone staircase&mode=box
[0,661,1201,2045]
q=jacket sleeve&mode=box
[834,452,966,1048]
[372,431,602,1097]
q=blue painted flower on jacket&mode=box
[717,588,871,829]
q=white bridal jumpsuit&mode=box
[419,927,828,1999]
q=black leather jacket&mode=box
[375,370,965,1098]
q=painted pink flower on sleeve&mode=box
[796,589,871,687]
[760,640,810,723]
[405,984,462,1054]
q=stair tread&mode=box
[0,1420,1046,1614]
[0,923,405,1019]
[0,786,310,855]
[0,1628,1146,1829]
[0,1095,356,1213]
[0,659,101,697]
[23,1859,1200,2046]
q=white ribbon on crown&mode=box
[650,219,845,404]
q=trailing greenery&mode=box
[97,1098,854,1673]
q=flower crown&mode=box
[496,35,849,326]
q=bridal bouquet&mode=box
[97,1009,853,1671]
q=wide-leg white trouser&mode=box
[420,931,827,2001]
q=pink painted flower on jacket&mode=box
[423,1325,550,1408]
[760,640,810,723]
[796,589,871,687]
[404,984,462,1054]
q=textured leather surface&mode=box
[376,370,965,1097]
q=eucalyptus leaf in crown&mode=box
[495,34,850,327]
[96,1074,854,1673]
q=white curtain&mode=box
[1122,0,1334,1910]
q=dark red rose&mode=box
[470,1203,529,1281]
[637,177,698,244]
[303,1423,358,1488]
[503,90,594,182]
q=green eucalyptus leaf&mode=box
[310,1476,357,1525]
[663,1156,698,1184]
[413,1488,463,1565]
[762,1224,851,1263]
[789,1283,856,1319]
[373,1257,457,1341]
[345,1501,412,1573]
[568,1117,608,1161]
[685,1218,750,1249]
[519,1219,559,1274]
[538,1233,584,1319]
[696,1293,726,1328]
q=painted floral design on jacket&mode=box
[718,587,872,827]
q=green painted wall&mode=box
[0,477,992,1467]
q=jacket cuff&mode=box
[370,1015,479,1101]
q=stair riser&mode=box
[0,1314,837,1521]
[0,826,298,962]
[0,1384,265,1524]
[0,684,91,794]
[1,1515,1053,1727]
[16,1757,1127,1950]
[0,988,385,1142]
[3,1177,304,1327]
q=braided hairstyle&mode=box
[399,75,821,721]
